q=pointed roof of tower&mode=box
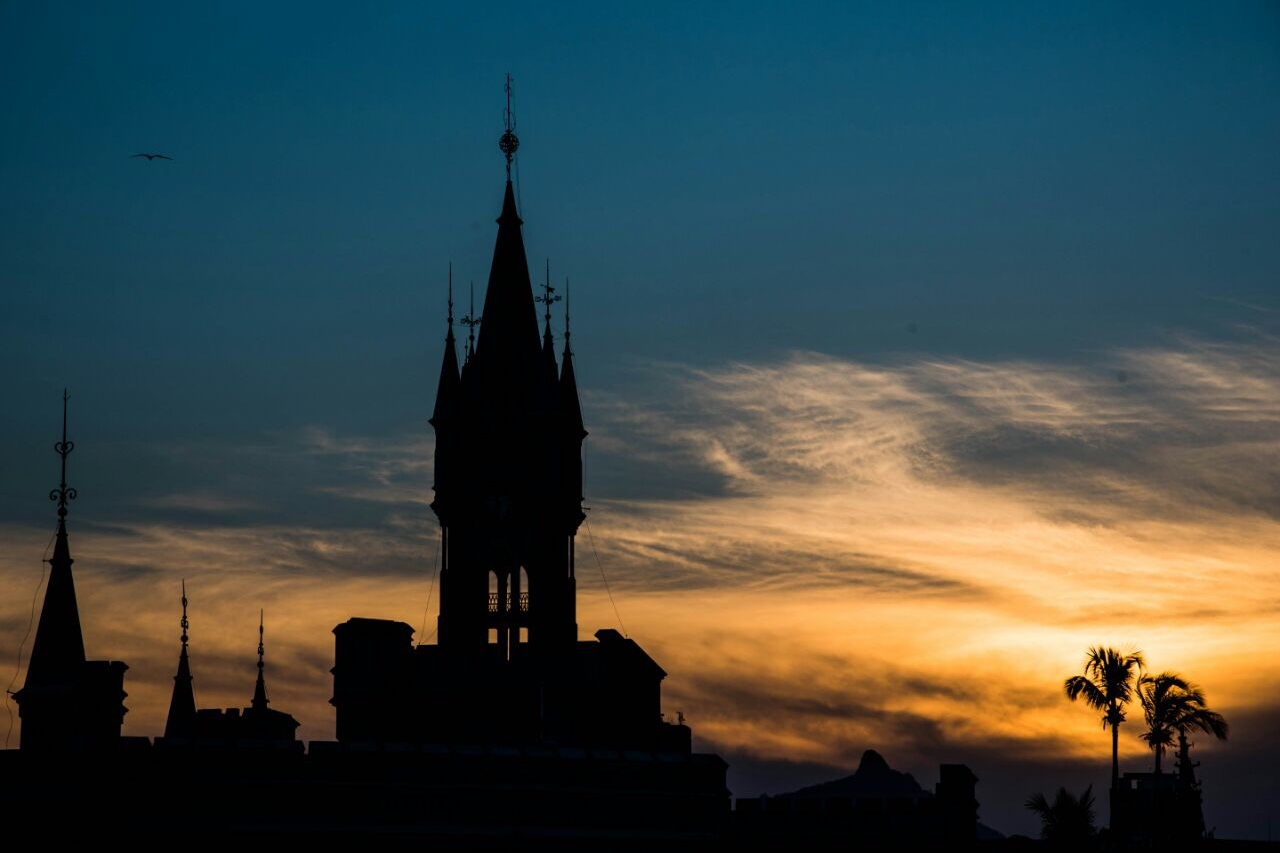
[24,390,86,687]
[431,266,461,427]
[473,179,541,368]
[164,580,197,739]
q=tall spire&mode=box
[473,76,539,381]
[251,610,269,711]
[25,389,86,684]
[164,580,197,739]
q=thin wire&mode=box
[419,530,441,645]
[584,517,626,638]
[5,532,55,749]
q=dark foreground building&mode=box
[1,103,730,849]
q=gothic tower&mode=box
[331,81,683,755]
[429,77,587,661]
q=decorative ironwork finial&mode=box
[49,388,77,519]
[461,280,481,359]
[537,258,561,327]
[499,73,520,177]
[180,579,189,649]
[257,609,265,671]
[447,263,454,328]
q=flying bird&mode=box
[131,153,173,161]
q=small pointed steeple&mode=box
[163,580,197,740]
[559,280,586,438]
[251,610,269,711]
[559,280,587,528]
[431,265,462,429]
[25,389,86,685]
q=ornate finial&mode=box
[49,388,77,519]
[180,579,189,649]
[536,258,561,328]
[461,280,481,359]
[499,73,520,177]
[252,608,270,709]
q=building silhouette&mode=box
[10,392,128,752]
[1,93,733,847]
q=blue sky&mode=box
[2,1,1279,840]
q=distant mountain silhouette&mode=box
[783,749,930,799]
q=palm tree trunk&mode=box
[1111,721,1120,788]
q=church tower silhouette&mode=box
[430,121,585,658]
[331,78,690,755]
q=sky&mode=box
[2,0,1278,841]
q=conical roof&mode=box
[473,181,542,381]
[24,517,86,685]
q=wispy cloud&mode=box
[2,334,1277,839]
[576,334,1280,805]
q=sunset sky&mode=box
[2,1,1278,840]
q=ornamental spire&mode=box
[499,72,520,178]
[164,579,197,740]
[537,258,561,345]
[252,609,269,710]
[51,388,76,520]
[23,389,86,687]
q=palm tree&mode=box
[1025,784,1097,846]
[1138,671,1229,774]
[1064,645,1145,787]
